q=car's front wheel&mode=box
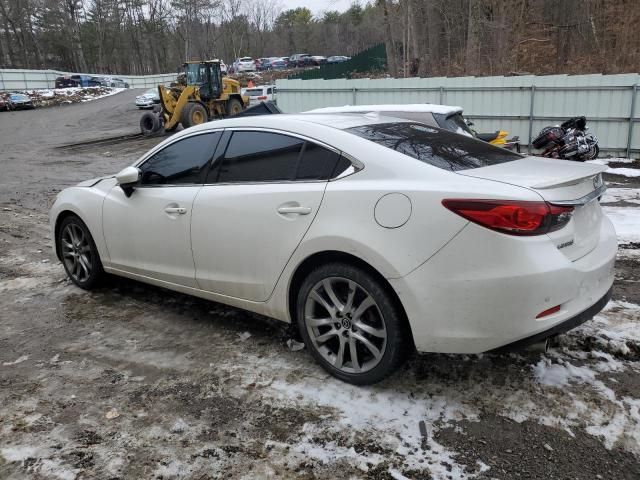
[296,263,411,385]
[58,215,104,290]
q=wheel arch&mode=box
[286,250,415,348]
[53,209,84,261]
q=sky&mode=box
[279,0,360,15]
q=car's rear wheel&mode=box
[58,215,104,290]
[296,263,410,385]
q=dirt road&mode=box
[1,92,639,479]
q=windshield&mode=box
[185,63,207,85]
[346,122,522,171]
[433,112,474,136]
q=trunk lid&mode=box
[458,156,608,261]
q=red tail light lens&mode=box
[442,199,574,236]
[257,95,267,100]
[536,305,561,318]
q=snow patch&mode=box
[2,355,29,366]
[606,168,640,178]
[603,206,640,243]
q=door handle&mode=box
[277,206,312,215]
[164,207,187,214]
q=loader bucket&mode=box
[231,101,282,117]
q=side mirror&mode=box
[116,166,140,197]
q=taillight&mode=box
[442,199,574,236]
[257,95,267,100]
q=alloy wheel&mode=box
[61,223,92,283]
[304,277,387,374]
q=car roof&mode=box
[184,112,411,135]
[306,103,463,116]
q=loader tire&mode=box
[226,97,243,116]
[181,103,208,129]
[140,112,161,136]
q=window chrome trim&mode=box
[199,127,365,186]
[131,126,365,188]
[222,126,341,156]
[550,183,607,206]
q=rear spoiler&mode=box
[231,101,282,117]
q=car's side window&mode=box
[212,130,353,184]
[217,131,304,183]
[139,132,221,186]
[267,88,273,95]
[296,142,341,181]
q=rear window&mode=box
[245,89,264,97]
[346,122,521,171]
[433,113,474,136]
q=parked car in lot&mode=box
[55,76,80,88]
[327,55,351,64]
[51,113,616,385]
[234,57,256,72]
[69,75,93,87]
[306,104,475,137]
[256,58,271,71]
[135,88,161,109]
[88,76,108,87]
[243,85,276,105]
[269,57,288,70]
[7,93,34,109]
[289,53,313,68]
[108,77,130,88]
[311,55,327,65]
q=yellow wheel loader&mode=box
[140,60,248,135]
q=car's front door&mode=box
[191,130,344,302]
[102,131,222,287]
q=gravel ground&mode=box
[0,91,639,479]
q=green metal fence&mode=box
[288,44,387,81]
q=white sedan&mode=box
[233,57,256,73]
[135,88,160,109]
[50,114,617,384]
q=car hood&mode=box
[76,175,113,187]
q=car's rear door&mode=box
[191,129,344,301]
[102,131,222,287]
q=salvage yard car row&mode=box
[230,53,350,73]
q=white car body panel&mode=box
[102,185,200,287]
[192,182,326,301]
[50,113,617,354]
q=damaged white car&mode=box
[50,113,616,384]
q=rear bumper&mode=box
[389,216,617,353]
[489,286,612,352]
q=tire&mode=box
[57,215,105,290]
[140,111,160,136]
[181,102,208,129]
[296,262,411,385]
[226,97,243,117]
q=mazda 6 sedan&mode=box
[50,113,617,384]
